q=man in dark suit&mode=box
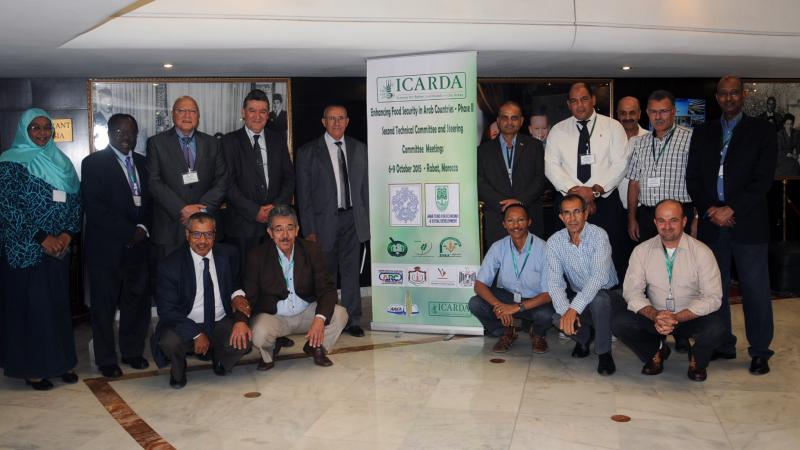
[295,105,369,337]
[478,101,546,245]
[82,114,152,378]
[150,212,252,388]
[222,89,294,271]
[267,93,288,138]
[245,205,348,370]
[686,75,778,375]
[146,95,228,259]
[757,96,783,131]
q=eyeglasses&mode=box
[270,224,297,234]
[189,231,215,240]
[27,124,53,133]
[174,108,199,115]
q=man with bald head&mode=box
[616,96,649,210]
[147,96,229,258]
[686,75,778,375]
[613,199,724,381]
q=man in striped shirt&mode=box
[546,194,619,375]
[626,90,695,243]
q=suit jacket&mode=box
[145,127,229,249]
[244,238,337,324]
[150,243,245,368]
[221,127,294,238]
[686,114,777,244]
[81,147,152,267]
[478,134,546,240]
[295,135,370,251]
[267,110,288,135]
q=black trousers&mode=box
[157,317,250,380]
[88,246,151,366]
[635,202,694,243]
[468,287,554,337]
[321,209,362,326]
[612,309,725,369]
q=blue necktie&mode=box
[124,156,141,196]
[202,257,215,333]
[180,136,195,170]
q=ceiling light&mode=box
[621,66,631,71]
[163,63,173,69]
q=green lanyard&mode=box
[511,235,533,279]
[651,125,676,165]
[663,245,677,311]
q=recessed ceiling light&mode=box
[621,66,631,71]
[163,63,173,69]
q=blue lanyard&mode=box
[511,235,533,279]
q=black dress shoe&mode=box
[642,344,671,376]
[99,364,123,378]
[710,350,736,361]
[121,356,150,370]
[749,357,770,375]
[257,361,275,371]
[25,379,54,391]
[60,372,79,384]
[212,361,227,376]
[276,336,295,348]
[169,374,187,389]
[597,352,616,376]
[303,342,333,367]
[347,325,365,337]
[571,342,590,358]
[673,336,690,354]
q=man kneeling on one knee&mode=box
[613,199,724,382]
[469,203,554,354]
[243,204,348,370]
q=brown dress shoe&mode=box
[303,342,333,367]
[687,354,707,382]
[531,334,548,354]
[492,327,517,353]
[642,344,671,375]
[257,361,275,371]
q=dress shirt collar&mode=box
[245,126,264,143]
[109,144,132,161]
[720,112,743,131]
[659,233,690,252]
[189,248,214,266]
[499,134,518,149]
[175,128,195,140]
[651,123,677,141]
[572,111,597,126]
[566,224,591,246]
[324,132,345,147]
[276,244,295,266]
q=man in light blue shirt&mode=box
[546,194,619,375]
[469,204,554,354]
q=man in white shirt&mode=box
[545,82,630,281]
[616,96,649,210]
[151,212,253,389]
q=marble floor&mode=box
[1,299,799,449]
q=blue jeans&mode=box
[468,287,555,337]
[552,289,615,355]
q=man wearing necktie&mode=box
[545,82,630,282]
[295,105,370,337]
[151,212,252,388]
[146,96,228,259]
[478,101,546,248]
[222,89,294,272]
[82,114,153,378]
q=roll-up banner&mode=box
[367,51,482,335]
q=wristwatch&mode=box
[518,303,525,312]
[592,190,601,198]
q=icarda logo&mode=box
[377,72,467,102]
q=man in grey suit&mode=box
[295,105,369,337]
[146,96,229,258]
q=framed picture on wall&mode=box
[87,77,292,155]
[742,79,800,178]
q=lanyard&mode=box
[503,141,515,172]
[115,153,141,196]
[511,235,533,279]
[663,245,677,311]
[576,116,597,154]
[650,125,675,165]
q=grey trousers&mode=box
[552,289,614,355]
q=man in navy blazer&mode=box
[82,114,152,378]
[222,89,294,271]
[146,96,228,259]
[151,212,252,388]
[295,105,369,337]
[686,75,778,375]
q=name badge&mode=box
[133,195,142,207]
[52,190,67,203]
[513,292,522,303]
[646,177,661,188]
[182,170,199,185]
[718,165,724,177]
[580,154,595,165]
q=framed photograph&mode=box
[87,77,292,155]
[476,78,614,145]
[742,80,800,178]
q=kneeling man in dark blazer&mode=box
[151,212,252,388]
[245,204,348,371]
